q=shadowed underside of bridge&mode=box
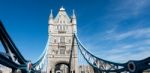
[0,20,150,73]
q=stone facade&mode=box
[78,65,94,73]
[47,7,78,73]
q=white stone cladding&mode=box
[47,7,78,73]
[78,65,94,73]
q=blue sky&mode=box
[0,0,150,64]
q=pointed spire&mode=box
[50,9,53,18]
[60,6,65,11]
[49,9,54,25]
[72,9,76,19]
[71,9,76,25]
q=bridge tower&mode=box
[47,7,78,73]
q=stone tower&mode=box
[47,7,78,73]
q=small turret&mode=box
[48,9,54,25]
[71,9,76,25]
[60,6,65,11]
[71,9,77,33]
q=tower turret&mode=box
[47,7,78,73]
[71,10,77,33]
[48,10,54,35]
[71,10,76,25]
[48,9,54,25]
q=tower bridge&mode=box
[0,7,150,73]
[47,7,78,73]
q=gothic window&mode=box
[56,50,58,54]
[67,50,70,54]
[81,71,85,73]
[60,47,65,54]
[63,21,65,24]
[57,26,58,30]
[52,50,55,55]
[64,26,66,30]
[59,25,60,30]
[60,26,62,31]
[69,39,71,43]
[66,26,68,31]
[54,39,56,43]
[60,37,65,43]
[63,25,65,31]
[61,25,63,31]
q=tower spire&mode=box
[50,9,53,18]
[48,9,54,25]
[71,9,77,25]
[60,6,65,11]
[72,9,76,19]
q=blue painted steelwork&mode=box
[0,21,47,73]
[75,34,150,73]
[0,21,27,64]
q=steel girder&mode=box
[0,21,46,73]
[75,34,150,73]
[0,21,27,64]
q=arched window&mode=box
[60,37,65,43]
[81,71,85,73]
[60,21,62,24]
[52,50,55,55]
[69,39,71,43]
[63,25,65,31]
[60,47,65,54]
[54,39,56,43]
[63,21,65,24]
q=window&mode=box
[60,47,65,54]
[54,39,56,43]
[57,26,59,30]
[69,39,71,43]
[60,21,62,24]
[81,71,85,73]
[63,21,65,24]
[63,26,64,31]
[60,37,65,43]
[67,50,70,54]
[52,50,55,54]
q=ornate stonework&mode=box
[47,7,78,73]
[78,65,94,73]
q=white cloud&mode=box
[106,28,150,41]
[112,0,149,16]
[97,45,150,63]
[79,27,150,63]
